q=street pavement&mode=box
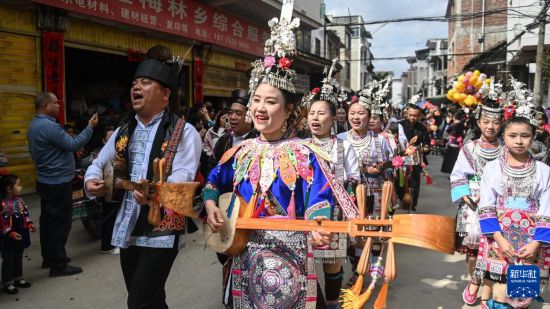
[1,155,549,308]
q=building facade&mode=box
[0,0,326,192]
[426,39,448,97]
[325,14,374,91]
[446,0,507,79]
[506,0,550,107]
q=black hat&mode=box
[134,59,178,90]
[230,89,249,106]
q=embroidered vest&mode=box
[114,110,196,237]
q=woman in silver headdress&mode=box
[303,60,360,308]
[202,3,358,307]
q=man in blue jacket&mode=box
[27,92,98,277]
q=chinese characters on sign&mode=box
[507,265,540,299]
[33,0,266,56]
[43,31,66,124]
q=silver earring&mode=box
[282,121,288,132]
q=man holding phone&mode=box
[27,92,98,276]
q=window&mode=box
[315,38,321,56]
[346,62,351,79]
[351,27,360,38]
[345,32,351,48]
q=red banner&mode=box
[43,31,65,124]
[193,57,204,103]
[32,0,267,57]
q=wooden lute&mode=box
[203,188,455,256]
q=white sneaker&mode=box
[100,247,120,255]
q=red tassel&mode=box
[252,196,266,218]
[287,192,296,219]
[425,172,433,185]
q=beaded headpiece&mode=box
[357,78,392,117]
[504,75,541,126]
[248,0,299,100]
[475,77,503,120]
[301,58,341,109]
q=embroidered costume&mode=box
[477,153,550,282]
[1,197,33,250]
[204,138,357,308]
[451,139,503,257]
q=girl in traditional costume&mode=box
[450,79,504,306]
[477,77,550,308]
[302,59,360,308]
[337,80,392,286]
[202,3,359,308]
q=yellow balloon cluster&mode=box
[447,70,492,107]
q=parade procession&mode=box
[1,0,550,308]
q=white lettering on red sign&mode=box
[231,20,243,38]
[75,0,85,7]
[121,8,130,19]
[194,6,207,24]
[61,0,73,4]
[247,25,258,42]
[99,1,109,13]
[117,0,133,4]
[212,13,228,32]
[87,0,98,10]
[150,15,157,25]
[167,0,187,20]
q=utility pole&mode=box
[534,0,550,106]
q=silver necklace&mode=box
[346,130,372,164]
[501,150,536,198]
[312,136,334,155]
[472,140,502,175]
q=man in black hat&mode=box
[400,104,430,211]
[211,89,257,167]
[84,47,202,309]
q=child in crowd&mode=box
[1,174,36,294]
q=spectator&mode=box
[203,109,229,158]
[27,92,98,277]
[0,174,36,294]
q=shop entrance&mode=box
[64,47,138,134]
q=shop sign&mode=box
[43,31,66,124]
[32,0,267,56]
[194,57,204,103]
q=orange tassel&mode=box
[242,192,258,219]
[374,281,389,309]
[340,287,373,309]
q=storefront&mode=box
[0,0,265,192]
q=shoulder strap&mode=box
[335,138,345,181]
[162,117,186,180]
[314,153,359,219]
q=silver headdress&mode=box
[357,77,392,117]
[505,75,541,126]
[301,58,341,109]
[248,0,300,98]
[476,77,503,120]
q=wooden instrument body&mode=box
[204,192,456,256]
[103,160,128,202]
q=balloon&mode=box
[474,92,481,99]
[478,74,487,82]
[456,83,465,92]
[465,71,473,78]
[466,85,474,93]
[463,77,470,85]
[474,70,480,76]
[484,78,492,85]
[475,81,483,89]
[453,93,462,102]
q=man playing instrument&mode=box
[84,46,202,309]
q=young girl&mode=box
[477,114,550,308]
[1,174,36,294]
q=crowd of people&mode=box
[0,3,550,309]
